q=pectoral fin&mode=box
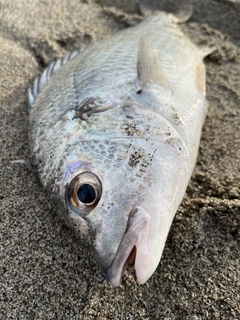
[137,37,168,93]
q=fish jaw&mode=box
[105,199,175,286]
[105,206,150,286]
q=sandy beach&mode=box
[0,0,239,318]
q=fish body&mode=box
[29,13,208,286]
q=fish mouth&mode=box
[105,206,150,286]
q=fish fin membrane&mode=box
[168,3,193,24]
[199,46,216,59]
[139,0,193,23]
[28,48,81,110]
[137,36,168,92]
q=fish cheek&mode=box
[67,209,90,241]
[83,175,139,271]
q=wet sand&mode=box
[0,0,239,318]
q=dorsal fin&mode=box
[199,46,216,59]
[137,37,168,93]
[139,0,193,23]
[28,49,81,110]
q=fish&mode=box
[28,12,212,286]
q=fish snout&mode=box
[105,206,150,286]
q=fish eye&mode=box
[77,184,96,203]
[66,172,102,214]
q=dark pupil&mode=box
[77,184,96,204]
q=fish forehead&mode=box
[31,96,187,185]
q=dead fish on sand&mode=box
[28,10,213,286]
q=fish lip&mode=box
[105,206,149,286]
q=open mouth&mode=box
[123,246,136,273]
[119,245,137,282]
[105,206,150,286]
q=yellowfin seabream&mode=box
[29,12,212,286]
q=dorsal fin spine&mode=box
[38,68,48,92]
[28,48,80,109]
[137,36,168,92]
[33,77,39,98]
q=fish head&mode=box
[58,111,189,286]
